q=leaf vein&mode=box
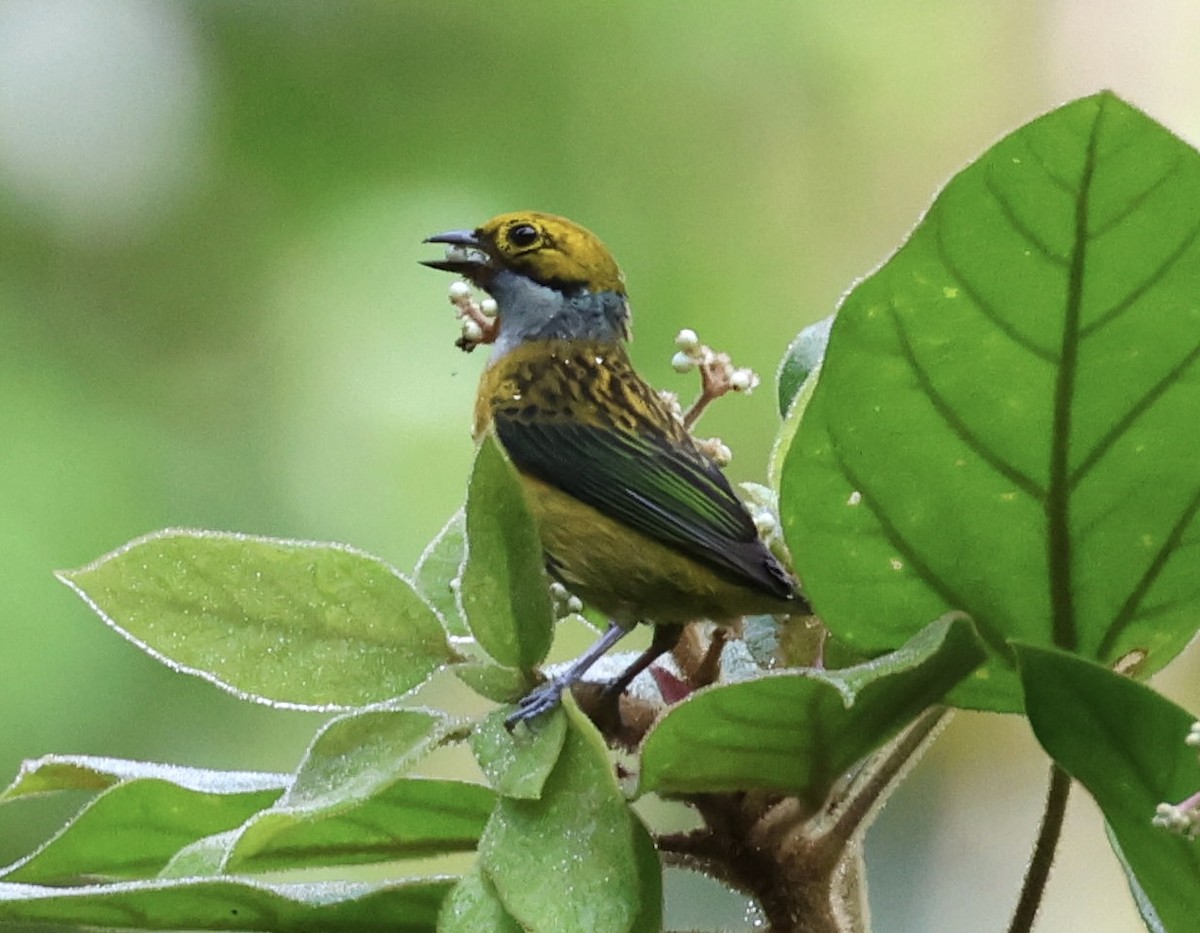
[984,168,1069,267]
[828,439,1009,657]
[1080,214,1200,340]
[1088,153,1183,239]
[1071,339,1200,486]
[889,303,1045,500]
[1045,96,1109,652]
[1097,484,1200,659]
[934,222,1058,363]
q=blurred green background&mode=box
[2,1,1199,930]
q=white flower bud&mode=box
[674,328,700,351]
[462,319,484,343]
[710,441,732,466]
[479,298,498,318]
[448,281,472,300]
[671,351,696,373]
[729,368,759,392]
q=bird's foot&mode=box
[504,677,568,731]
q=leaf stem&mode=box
[1007,763,1072,933]
[823,705,950,851]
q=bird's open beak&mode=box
[421,229,492,276]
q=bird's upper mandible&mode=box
[423,211,627,296]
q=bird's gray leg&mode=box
[505,621,631,730]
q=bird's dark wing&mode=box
[492,411,795,601]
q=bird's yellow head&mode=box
[423,212,631,353]
[423,212,625,295]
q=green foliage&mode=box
[3,92,1198,932]
[460,435,556,671]
[57,530,455,709]
[639,613,983,807]
[780,92,1200,711]
[1018,647,1200,932]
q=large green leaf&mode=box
[780,92,1200,710]
[58,530,454,709]
[0,877,452,931]
[223,778,494,872]
[460,436,555,670]
[1018,646,1200,933]
[165,708,489,875]
[478,698,660,932]
[639,614,983,806]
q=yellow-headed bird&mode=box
[423,212,803,727]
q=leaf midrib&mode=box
[1045,99,1107,652]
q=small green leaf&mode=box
[1018,646,1200,933]
[639,614,984,807]
[461,436,555,670]
[0,876,452,931]
[471,708,568,800]
[414,509,470,638]
[438,867,523,933]
[284,707,460,810]
[0,756,287,804]
[0,779,281,884]
[479,698,657,932]
[776,313,833,416]
[454,661,535,703]
[58,530,454,709]
[159,830,238,878]
[781,92,1200,710]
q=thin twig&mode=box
[1008,763,1072,933]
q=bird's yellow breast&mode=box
[473,339,791,624]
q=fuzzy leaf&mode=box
[224,778,494,872]
[165,709,488,875]
[471,707,568,800]
[0,877,452,931]
[460,436,555,670]
[0,779,281,884]
[414,509,470,638]
[776,313,833,416]
[0,756,287,804]
[1018,646,1200,933]
[780,92,1200,710]
[639,614,984,806]
[283,707,460,810]
[58,530,453,709]
[479,698,659,932]
[437,867,523,933]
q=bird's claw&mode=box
[504,678,567,731]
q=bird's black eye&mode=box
[508,224,540,248]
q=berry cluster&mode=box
[1152,721,1200,838]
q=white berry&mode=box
[671,351,696,373]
